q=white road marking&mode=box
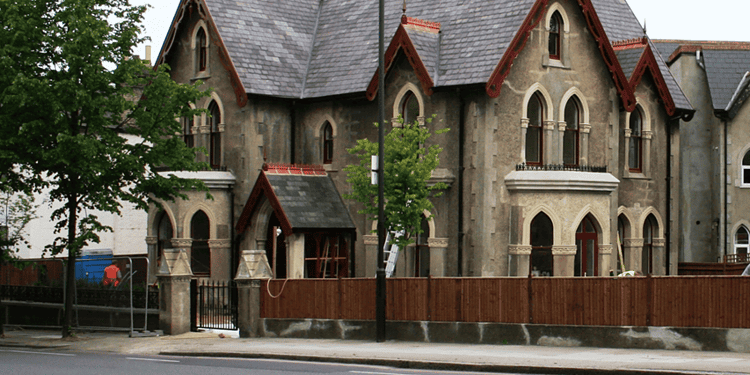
[350,371,409,375]
[127,357,180,363]
[1,349,76,357]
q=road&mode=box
[0,348,521,375]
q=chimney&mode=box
[145,45,152,63]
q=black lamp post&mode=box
[375,0,387,343]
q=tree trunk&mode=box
[62,194,78,338]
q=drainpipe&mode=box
[457,88,465,276]
[290,101,296,164]
[666,118,672,274]
[724,118,728,262]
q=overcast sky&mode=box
[131,0,749,64]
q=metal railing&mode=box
[515,163,608,172]
[191,280,237,331]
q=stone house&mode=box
[654,40,750,265]
[145,0,694,281]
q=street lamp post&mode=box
[375,0,387,343]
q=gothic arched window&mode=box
[526,92,544,165]
[549,12,562,60]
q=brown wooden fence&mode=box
[260,276,750,328]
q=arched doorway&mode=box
[156,211,173,266]
[414,215,430,277]
[575,215,598,276]
[643,214,657,275]
[190,210,211,275]
[265,214,287,278]
[531,213,553,276]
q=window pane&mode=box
[743,151,750,166]
[737,228,749,244]
[629,136,640,170]
[531,213,553,247]
[526,126,540,163]
[402,92,419,125]
[587,239,596,276]
[744,167,750,185]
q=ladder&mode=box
[383,231,403,277]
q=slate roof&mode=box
[265,173,356,231]
[702,50,750,111]
[615,48,645,79]
[185,0,692,111]
[651,42,681,61]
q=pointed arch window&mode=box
[563,97,580,166]
[549,12,562,60]
[322,122,333,164]
[190,211,210,275]
[526,92,544,165]
[629,106,643,172]
[196,27,207,72]
[642,214,657,275]
[208,101,221,168]
[735,227,749,256]
[182,109,194,148]
[401,91,420,126]
[414,215,431,277]
[575,216,598,276]
[530,213,553,276]
[157,212,173,265]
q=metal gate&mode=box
[190,280,238,331]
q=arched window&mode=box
[642,214,657,275]
[322,122,333,164]
[735,227,749,256]
[190,211,210,275]
[530,213,553,276]
[742,151,750,186]
[157,212,173,265]
[549,11,562,60]
[182,109,194,148]
[575,215,598,276]
[563,97,580,166]
[526,92,544,165]
[196,27,207,72]
[208,101,221,168]
[414,215,430,277]
[400,91,420,126]
[629,106,643,172]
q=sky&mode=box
[131,0,750,64]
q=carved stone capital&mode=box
[391,117,402,128]
[653,238,666,247]
[624,128,632,138]
[509,245,532,255]
[364,235,378,245]
[145,236,158,245]
[199,125,211,134]
[520,118,530,128]
[171,238,192,248]
[158,275,193,284]
[581,123,592,134]
[642,130,653,140]
[598,244,614,255]
[190,125,200,134]
[417,116,426,127]
[218,124,226,132]
[624,238,643,247]
[543,120,557,131]
[552,246,578,256]
[427,237,449,248]
[208,239,231,249]
[557,121,567,132]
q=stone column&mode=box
[580,123,591,165]
[157,249,193,335]
[652,238,666,275]
[428,238,448,277]
[598,244,614,276]
[208,239,231,280]
[364,235,378,277]
[642,130,653,176]
[552,246,577,276]
[509,245,532,276]
[235,250,272,338]
[623,238,643,273]
[286,233,305,279]
[520,118,529,162]
[557,121,566,163]
[544,120,557,164]
[145,236,158,284]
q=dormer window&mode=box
[549,12,562,60]
[323,122,333,164]
[197,27,207,72]
[208,100,221,168]
[628,106,643,172]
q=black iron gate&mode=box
[190,280,238,331]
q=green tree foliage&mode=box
[345,116,448,251]
[0,0,209,336]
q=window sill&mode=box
[323,163,337,172]
[543,59,570,70]
[625,171,650,180]
[191,72,211,82]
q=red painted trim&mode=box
[629,44,676,117]
[575,0,636,112]
[235,171,294,236]
[486,0,548,98]
[366,24,435,101]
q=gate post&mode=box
[235,250,272,338]
[157,249,193,335]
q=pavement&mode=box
[1,327,750,374]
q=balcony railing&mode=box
[515,163,608,173]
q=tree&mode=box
[0,0,210,337]
[344,115,448,253]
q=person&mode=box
[103,260,122,287]
[742,263,750,276]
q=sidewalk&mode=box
[2,327,750,374]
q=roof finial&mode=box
[403,0,407,15]
[401,0,407,24]
[643,19,647,37]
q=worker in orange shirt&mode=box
[103,260,122,287]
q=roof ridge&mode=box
[612,37,648,51]
[300,0,324,99]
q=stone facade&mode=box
[147,0,694,280]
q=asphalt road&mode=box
[0,348,525,375]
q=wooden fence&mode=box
[260,276,750,328]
